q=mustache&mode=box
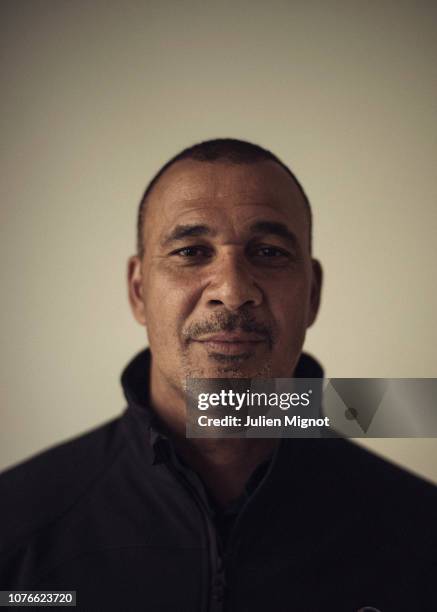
[183,310,275,347]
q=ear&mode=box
[307,259,323,328]
[127,255,147,326]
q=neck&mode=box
[174,435,278,508]
[150,362,278,507]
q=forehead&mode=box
[144,159,309,244]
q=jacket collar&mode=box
[121,347,323,410]
[121,348,153,414]
[121,348,324,410]
[120,347,325,465]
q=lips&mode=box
[196,333,265,343]
[193,332,265,355]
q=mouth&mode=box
[193,333,265,356]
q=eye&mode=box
[248,245,294,267]
[252,246,289,258]
[171,246,213,259]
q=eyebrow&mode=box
[161,220,298,248]
[249,221,298,248]
[161,224,215,246]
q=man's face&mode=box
[128,159,322,394]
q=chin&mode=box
[185,356,274,380]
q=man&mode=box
[127,138,322,508]
[0,139,436,611]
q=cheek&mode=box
[143,270,200,339]
[269,277,311,332]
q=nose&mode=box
[203,251,263,311]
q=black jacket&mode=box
[1,348,437,611]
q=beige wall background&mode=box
[1,1,437,479]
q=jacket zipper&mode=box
[166,458,226,612]
[222,439,283,606]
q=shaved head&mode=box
[136,138,312,257]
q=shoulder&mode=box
[278,437,437,570]
[326,439,437,497]
[0,417,124,551]
[281,436,437,514]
